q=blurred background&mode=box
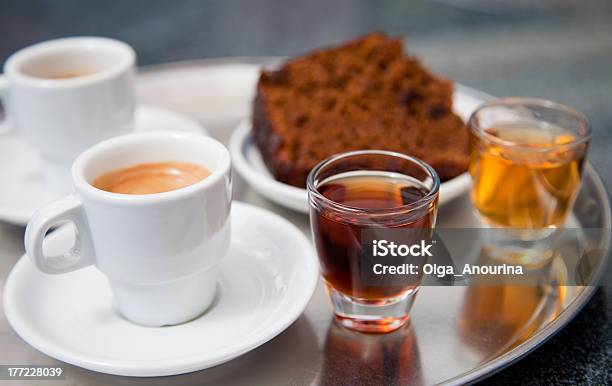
[2,0,611,190]
[1,1,611,384]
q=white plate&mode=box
[229,85,491,213]
[3,201,319,377]
[0,105,208,226]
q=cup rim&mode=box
[306,149,440,215]
[4,36,135,88]
[71,131,231,204]
[468,97,591,151]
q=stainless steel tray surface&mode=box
[0,58,609,386]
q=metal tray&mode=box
[0,58,609,385]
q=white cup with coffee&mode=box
[0,36,136,193]
[24,131,232,327]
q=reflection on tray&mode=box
[458,247,575,360]
[320,321,424,386]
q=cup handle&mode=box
[25,195,96,274]
[0,76,12,134]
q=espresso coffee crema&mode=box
[92,161,210,194]
[44,70,98,79]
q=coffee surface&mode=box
[34,69,99,79]
[92,161,210,194]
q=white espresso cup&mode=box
[0,37,136,193]
[24,131,232,327]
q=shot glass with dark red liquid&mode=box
[307,150,440,333]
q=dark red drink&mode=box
[312,173,435,300]
[307,150,440,333]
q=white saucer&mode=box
[0,105,208,226]
[3,201,319,376]
[230,84,492,213]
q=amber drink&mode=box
[469,98,590,264]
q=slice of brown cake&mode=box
[253,32,469,188]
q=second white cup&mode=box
[24,131,232,326]
[1,36,136,193]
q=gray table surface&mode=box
[1,1,611,384]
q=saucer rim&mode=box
[0,104,209,226]
[3,201,319,376]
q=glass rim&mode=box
[468,97,591,151]
[306,149,441,215]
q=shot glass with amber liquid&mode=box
[469,98,590,266]
[307,150,440,333]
